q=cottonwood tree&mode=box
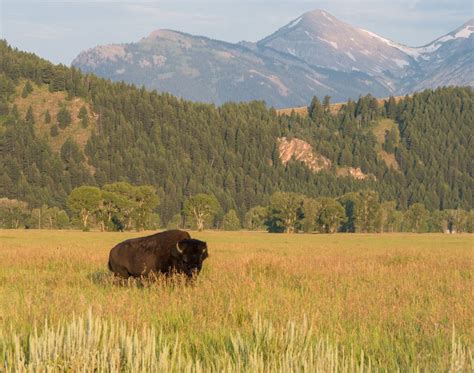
[101,182,159,231]
[378,201,402,232]
[404,203,429,232]
[132,185,159,231]
[316,198,346,233]
[223,209,241,231]
[0,198,29,228]
[267,192,304,233]
[183,194,220,231]
[30,205,69,229]
[301,198,323,233]
[244,206,267,230]
[67,186,101,230]
[95,190,129,231]
[339,190,380,232]
[355,190,380,233]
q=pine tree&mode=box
[25,106,35,125]
[21,81,33,98]
[50,125,59,137]
[57,106,72,129]
[78,105,89,128]
[44,110,51,124]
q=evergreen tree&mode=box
[50,125,59,137]
[78,105,89,128]
[44,109,51,124]
[323,95,331,112]
[25,106,35,125]
[57,106,72,129]
[21,81,33,98]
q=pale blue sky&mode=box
[1,0,472,64]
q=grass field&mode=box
[0,230,472,371]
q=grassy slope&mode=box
[372,118,400,170]
[0,230,472,370]
[12,81,96,153]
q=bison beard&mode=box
[108,229,208,279]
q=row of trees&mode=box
[168,191,473,234]
[67,183,159,231]
[0,198,69,229]
[2,189,472,233]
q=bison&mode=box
[108,229,208,279]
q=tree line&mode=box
[1,187,471,234]
[0,41,472,224]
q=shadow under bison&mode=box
[108,229,208,280]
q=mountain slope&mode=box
[410,19,474,90]
[72,11,472,106]
[258,10,414,91]
[72,29,389,107]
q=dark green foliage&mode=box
[57,106,71,129]
[183,194,220,231]
[50,125,59,137]
[78,105,88,128]
[44,109,51,124]
[25,106,35,125]
[266,192,304,233]
[21,81,33,98]
[244,206,267,230]
[383,127,399,153]
[223,209,241,231]
[0,41,472,226]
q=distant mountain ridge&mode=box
[72,10,473,107]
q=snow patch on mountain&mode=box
[455,25,474,38]
[320,11,335,23]
[346,51,356,61]
[393,58,409,68]
[318,37,338,49]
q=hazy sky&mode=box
[1,0,472,64]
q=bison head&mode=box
[171,239,208,277]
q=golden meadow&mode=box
[0,230,472,371]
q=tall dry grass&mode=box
[0,230,472,371]
[2,311,471,371]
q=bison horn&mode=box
[176,242,183,254]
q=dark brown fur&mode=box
[108,229,208,279]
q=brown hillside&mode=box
[13,81,96,153]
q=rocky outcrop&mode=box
[277,137,331,172]
[336,167,373,180]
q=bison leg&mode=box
[111,264,131,279]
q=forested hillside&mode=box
[0,41,472,225]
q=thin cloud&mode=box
[122,4,223,24]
